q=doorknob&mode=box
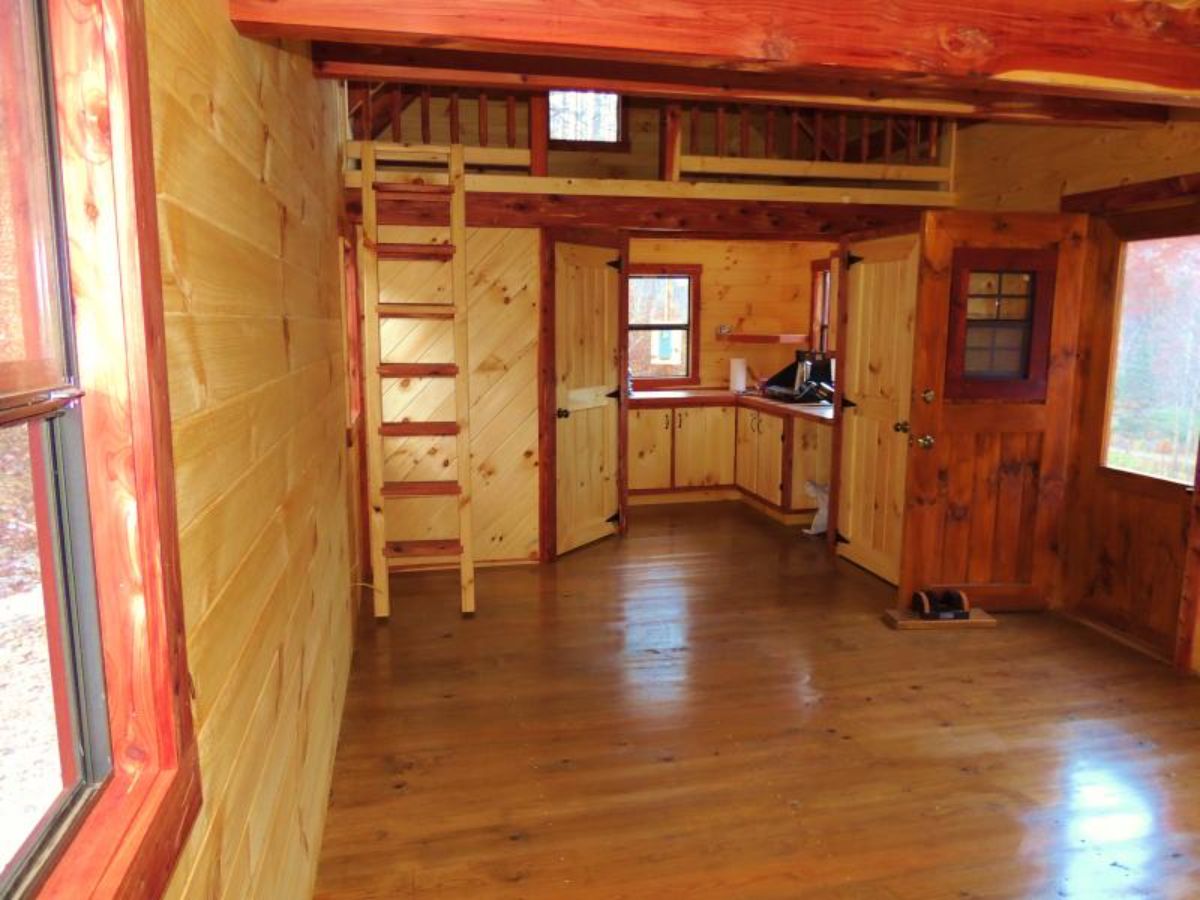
[556,408,571,419]
[893,420,910,433]
[915,434,935,450]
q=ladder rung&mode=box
[379,305,456,320]
[372,182,453,201]
[376,242,454,261]
[378,363,458,378]
[380,421,460,437]
[384,539,463,558]
[382,480,461,498]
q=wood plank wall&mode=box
[377,226,541,566]
[629,239,836,386]
[956,114,1200,211]
[145,1,354,896]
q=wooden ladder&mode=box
[359,143,476,618]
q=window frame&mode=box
[546,91,632,152]
[945,246,1058,402]
[1100,235,1200,490]
[810,258,833,355]
[13,0,202,895]
[626,264,702,389]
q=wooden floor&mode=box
[315,503,1200,899]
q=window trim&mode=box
[810,258,833,355]
[626,264,702,389]
[25,1,201,895]
[945,246,1058,402]
[547,91,632,153]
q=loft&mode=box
[1,1,1199,897]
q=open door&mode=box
[837,234,920,583]
[898,211,1086,610]
[555,242,621,555]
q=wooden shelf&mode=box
[720,333,810,345]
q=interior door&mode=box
[555,242,621,555]
[899,211,1085,610]
[837,234,920,583]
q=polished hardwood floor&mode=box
[316,503,1200,898]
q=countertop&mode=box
[628,389,835,423]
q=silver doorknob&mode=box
[915,434,935,450]
[893,421,910,433]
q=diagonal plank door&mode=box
[837,234,920,584]
[555,242,621,555]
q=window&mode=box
[1,4,111,893]
[1104,235,1200,485]
[548,90,626,148]
[2,1,199,896]
[945,247,1057,401]
[627,265,701,387]
[811,259,833,353]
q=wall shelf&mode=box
[719,333,810,345]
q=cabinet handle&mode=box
[663,412,671,430]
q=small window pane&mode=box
[963,324,1028,378]
[998,296,1031,321]
[1001,273,1033,296]
[968,272,999,295]
[629,276,690,326]
[966,296,996,320]
[0,1,68,401]
[1105,236,1200,485]
[548,91,621,143]
[0,423,74,876]
[629,329,689,379]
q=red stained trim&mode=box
[37,0,200,895]
[537,231,557,561]
[1175,450,1200,672]
[627,263,702,389]
[827,242,850,553]
[945,246,1058,403]
[617,233,631,533]
[529,94,549,176]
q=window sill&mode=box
[632,377,701,391]
[1098,465,1195,500]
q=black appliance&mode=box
[761,351,835,404]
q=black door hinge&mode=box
[835,531,850,545]
[606,511,621,524]
[607,256,623,272]
[846,252,864,268]
[841,396,857,410]
[606,388,621,403]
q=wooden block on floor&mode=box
[882,608,997,630]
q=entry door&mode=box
[555,242,621,555]
[837,234,920,583]
[898,211,1084,610]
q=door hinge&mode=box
[606,256,623,272]
[606,511,621,524]
[841,396,858,410]
[846,252,864,268]
[606,388,621,404]
[835,531,850,545]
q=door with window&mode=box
[899,211,1086,610]
[555,242,621,555]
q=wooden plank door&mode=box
[628,408,672,490]
[755,412,785,506]
[899,211,1087,610]
[555,242,621,555]
[837,233,920,583]
[735,408,757,495]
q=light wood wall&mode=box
[956,113,1200,211]
[629,238,837,386]
[146,1,354,897]
[377,226,541,565]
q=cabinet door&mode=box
[755,412,785,506]
[628,408,673,490]
[735,408,757,495]
[789,420,834,510]
[675,406,735,487]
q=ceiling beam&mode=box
[312,44,1169,126]
[230,0,1200,110]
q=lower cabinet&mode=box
[629,408,673,490]
[754,412,784,506]
[675,406,735,487]
[789,419,834,510]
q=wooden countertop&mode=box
[628,389,835,424]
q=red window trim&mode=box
[627,263,703,389]
[34,0,200,896]
[945,246,1058,403]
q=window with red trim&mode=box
[627,265,702,388]
[2,1,199,896]
[811,259,833,354]
[945,247,1057,402]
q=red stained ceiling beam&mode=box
[230,0,1200,109]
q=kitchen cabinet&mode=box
[674,407,735,487]
[735,408,757,495]
[628,408,673,490]
[789,419,834,510]
[736,407,784,505]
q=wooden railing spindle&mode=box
[837,113,847,162]
[420,88,432,143]
[739,105,751,157]
[928,117,941,162]
[478,91,489,146]
[884,116,893,163]
[449,90,461,144]
[765,108,776,158]
[813,111,824,161]
[391,84,403,142]
[506,94,517,148]
[860,113,869,162]
[789,109,799,159]
[907,115,917,163]
[716,106,727,156]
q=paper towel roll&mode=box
[730,358,748,393]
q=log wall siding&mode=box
[377,226,541,566]
[956,115,1200,212]
[146,1,354,897]
[629,239,837,386]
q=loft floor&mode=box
[315,503,1200,898]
